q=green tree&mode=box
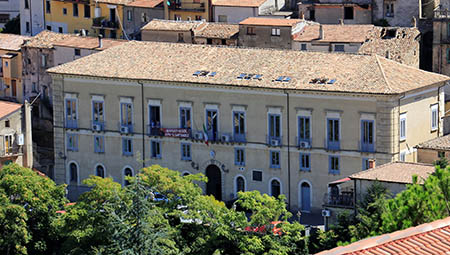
[1,15,20,34]
[0,164,67,255]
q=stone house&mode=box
[194,22,239,46]
[293,24,421,68]
[324,162,435,226]
[122,0,165,40]
[0,100,33,169]
[48,41,449,212]
[432,7,450,76]
[372,0,439,27]
[238,17,305,49]
[416,134,450,164]
[212,0,284,24]
[0,34,29,103]
[298,0,372,25]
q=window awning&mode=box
[328,177,351,185]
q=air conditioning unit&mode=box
[299,141,310,149]
[221,134,230,142]
[270,139,280,146]
[238,167,245,171]
[17,134,24,146]
[120,126,129,134]
[92,124,102,131]
[194,132,203,140]
[321,209,331,217]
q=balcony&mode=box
[92,17,119,30]
[297,137,311,149]
[323,191,354,209]
[65,119,78,129]
[148,125,191,138]
[360,141,374,153]
[434,9,450,19]
[91,120,105,132]
[0,146,23,158]
[267,136,282,147]
[168,0,206,11]
[119,122,133,134]
[326,139,340,151]
[233,133,247,143]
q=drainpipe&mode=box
[284,90,291,211]
[138,80,145,169]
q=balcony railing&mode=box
[233,133,246,143]
[267,135,282,147]
[148,125,192,138]
[92,17,119,29]
[0,146,23,157]
[323,192,354,208]
[326,139,340,151]
[168,0,206,11]
[65,119,78,129]
[434,9,450,19]
[360,141,375,153]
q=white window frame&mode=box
[271,28,280,36]
[431,104,438,131]
[400,113,406,141]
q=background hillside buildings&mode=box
[48,41,449,212]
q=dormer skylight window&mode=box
[209,72,217,77]
[193,71,201,76]
[199,71,209,76]
[327,79,336,84]
[253,74,263,80]
[275,76,284,82]
[244,74,254,80]
[282,77,291,82]
[193,70,213,77]
[237,73,246,79]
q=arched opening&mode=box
[182,171,191,176]
[236,176,245,194]
[124,168,133,186]
[96,165,105,178]
[270,179,281,198]
[301,182,311,212]
[69,163,78,185]
[205,164,222,201]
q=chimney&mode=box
[368,159,376,169]
[339,19,344,25]
[319,24,324,40]
[98,35,103,48]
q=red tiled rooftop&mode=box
[0,101,22,120]
[126,0,163,8]
[293,24,374,43]
[317,216,450,255]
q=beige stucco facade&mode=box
[51,72,446,212]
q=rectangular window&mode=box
[400,113,406,141]
[218,15,227,22]
[361,120,374,152]
[362,158,369,170]
[206,109,218,141]
[252,170,262,181]
[180,107,191,129]
[121,102,133,130]
[298,116,310,143]
[25,0,29,9]
[235,148,245,166]
[385,3,394,17]
[438,151,445,158]
[447,48,450,64]
[4,135,13,153]
[334,45,345,52]
[84,4,90,18]
[41,54,47,67]
[195,15,202,21]
[58,27,63,33]
[270,150,280,168]
[26,22,30,33]
[400,152,406,162]
[74,48,80,56]
[94,136,105,153]
[344,6,354,19]
[301,44,307,51]
[65,98,77,128]
[329,156,340,174]
[300,153,310,171]
[46,0,51,13]
[73,3,79,17]
[92,100,105,127]
[269,114,281,141]
[431,104,438,131]
[175,14,181,21]
[67,134,78,151]
[149,105,161,135]
[327,118,340,150]
[181,143,191,161]
[233,111,246,142]
[122,138,133,156]
[247,27,255,35]
[46,25,52,31]
[151,140,161,158]
[127,10,132,21]
[271,28,280,36]
[63,8,67,15]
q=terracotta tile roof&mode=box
[350,162,435,184]
[317,216,450,255]
[52,36,125,50]
[213,0,267,7]
[293,24,374,43]
[0,34,30,51]
[416,135,450,151]
[96,0,132,5]
[47,41,450,95]
[194,23,239,39]
[23,31,77,49]
[0,100,22,120]
[126,0,163,7]
[239,17,303,27]
[142,19,205,31]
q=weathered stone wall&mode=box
[359,27,420,68]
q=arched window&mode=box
[124,168,133,186]
[96,165,105,178]
[236,176,245,193]
[69,163,77,184]
[271,179,281,198]
[182,172,190,176]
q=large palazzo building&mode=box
[48,41,449,212]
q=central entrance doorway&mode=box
[206,164,222,201]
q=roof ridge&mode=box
[350,161,434,178]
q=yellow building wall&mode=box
[167,0,210,21]
[93,3,125,39]
[0,49,23,103]
[45,1,94,35]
